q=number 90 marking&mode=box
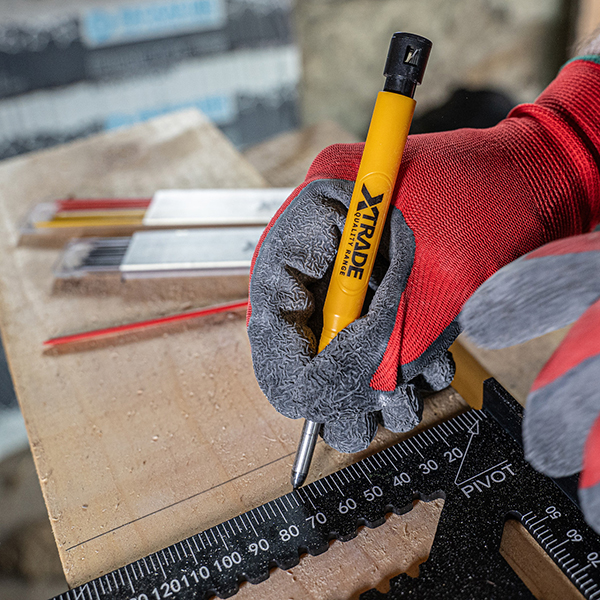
[249,539,269,555]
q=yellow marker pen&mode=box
[291,32,432,488]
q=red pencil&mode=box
[44,299,248,347]
[55,198,152,211]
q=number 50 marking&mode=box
[364,486,383,501]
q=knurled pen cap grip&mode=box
[383,32,432,98]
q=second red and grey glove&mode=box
[460,232,600,532]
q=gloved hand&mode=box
[460,232,600,532]
[247,58,600,453]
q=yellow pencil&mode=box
[291,32,432,488]
[35,213,146,228]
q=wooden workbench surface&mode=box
[0,110,573,598]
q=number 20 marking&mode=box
[444,448,463,462]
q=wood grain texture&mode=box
[0,113,574,597]
[0,112,469,593]
[458,329,570,406]
[0,109,271,586]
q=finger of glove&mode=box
[380,352,454,433]
[248,180,350,419]
[378,384,423,433]
[460,232,600,349]
[523,298,600,478]
[299,205,415,422]
[417,350,456,392]
[580,414,600,534]
[322,412,378,453]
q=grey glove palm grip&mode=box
[248,179,455,452]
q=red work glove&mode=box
[460,232,600,532]
[247,58,600,453]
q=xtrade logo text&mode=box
[340,185,384,280]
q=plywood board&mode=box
[0,113,574,598]
[0,112,468,593]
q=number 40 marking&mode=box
[394,473,411,486]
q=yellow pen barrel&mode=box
[319,91,415,351]
[291,32,432,489]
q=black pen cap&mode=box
[383,32,432,98]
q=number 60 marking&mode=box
[338,498,357,514]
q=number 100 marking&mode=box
[214,552,242,572]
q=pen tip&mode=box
[291,471,306,489]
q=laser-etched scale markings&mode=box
[50,384,600,600]
[520,507,600,597]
